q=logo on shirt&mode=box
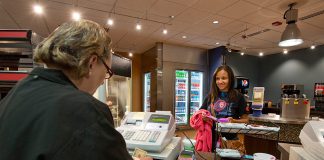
[213,99,228,112]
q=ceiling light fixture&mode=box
[72,11,81,21]
[107,18,114,26]
[163,29,168,34]
[136,22,142,30]
[259,52,264,56]
[310,45,316,50]
[129,52,133,57]
[283,49,288,54]
[279,3,303,47]
[33,4,43,15]
[240,52,244,56]
[182,35,187,39]
[213,20,219,24]
[216,42,220,45]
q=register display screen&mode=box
[148,114,170,124]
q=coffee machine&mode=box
[280,84,310,119]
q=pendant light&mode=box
[278,3,303,47]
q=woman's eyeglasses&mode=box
[97,56,113,79]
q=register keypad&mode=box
[149,131,161,143]
[124,131,135,140]
[122,130,161,142]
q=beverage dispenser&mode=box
[280,84,310,119]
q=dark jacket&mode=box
[0,68,132,160]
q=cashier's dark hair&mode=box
[209,65,237,104]
[33,19,111,79]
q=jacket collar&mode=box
[29,67,78,89]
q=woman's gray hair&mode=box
[34,19,111,78]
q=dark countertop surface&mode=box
[249,114,313,124]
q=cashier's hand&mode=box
[201,113,209,122]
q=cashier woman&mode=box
[0,20,150,160]
[200,65,248,151]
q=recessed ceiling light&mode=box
[163,29,168,34]
[213,20,219,24]
[129,52,133,57]
[259,52,263,56]
[33,4,43,15]
[136,23,142,30]
[107,18,114,26]
[216,42,220,45]
[72,11,81,21]
[240,52,244,56]
[310,45,316,49]
[182,35,187,39]
[283,49,288,54]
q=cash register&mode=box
[116,111,180,159]
[289,121,324,160]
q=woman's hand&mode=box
[227,117,234,123]
[202,116,209,122]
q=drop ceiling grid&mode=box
[115,0,157,13]
[173,7,214,24]
[78,0,114,12]
[191,0,239,14]
[217,0,261,20]
[148,0,187,17]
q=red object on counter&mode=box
[303,100,308,105]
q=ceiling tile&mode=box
[235,37,276,49]
[298,22,324,40]
[0,7,19,29]
[146,13,170,24]
[0,0,323,55]
[268,0,323,14]
[301,12,324,30]
[168,32,198,42]
[165,0,199,6]
[149,0,187,17]
[196,14,234,29]
[205,29,234,41]
[192,0,239,14]
[259,19,286,33]
[150,27,180,40]
[218,0,259,19]
[174,8,212,24]
[245,28,282,43]
[78,0,114,12]
[220,20,253,34]
[184,24,214,35]
[188,36,218,45]
[115,7,146,18]
[116,0,156,13]
[243,0,280,8]
[241,8,281,25]
[167,21,191,32]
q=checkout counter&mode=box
[245,84,313,158]
[116,111,181,160]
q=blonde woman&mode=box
[0,20,132,159]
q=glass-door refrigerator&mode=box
[175,70,203,125]
[143,72,151,112]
